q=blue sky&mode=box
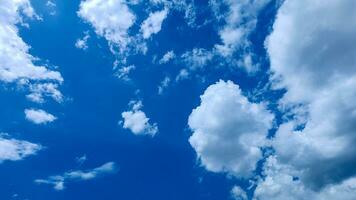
[1,0,356,200]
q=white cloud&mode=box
[158,76,170,94]
[78,0,136,54]
[175,69,189,82]
[158,50,175,64]
[35,162,117,190]
[253,0,356,198]
[25,109,57,124]
[0,0,63,83]
[188,80,273,177]
[141,9,168,39]
[26,83,63,103]
[254,156,356,200]
[121,101,158,136]
[181,48,213,70]
[114,65,136,81]
[0,134,41,163]
[75,32,90,50]
[231,186,248,200]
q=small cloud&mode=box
[158,50,175,64]
[140,9,168,39]
[158,76,171,94]
[114,65,136,81]
[25,109,57,124]
[175,69,189,82]
[35,162,117,191]
[120,101,158,136]
[75,32,90,50]
[0,134,42,162]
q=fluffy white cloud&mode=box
[140,9,168,39]
[78,0,136,54]
[0,134,41,162]
[121,101,158,136]
[159,50,175,64]
[35,162,117,190]
[25,109,57,124]
[188,80,273,177]
[0,0,63,83]
[254,0,356,198]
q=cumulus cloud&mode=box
[121,101,158,136]
[253,0,356,198]
[35,162,117,190]
[188,80,273,177]
[78,0,136,54]
[25,109,57,124]
[0,134,41,163]
[0,0,63,83]
[140,9,168,39]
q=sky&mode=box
[1,0,356,200]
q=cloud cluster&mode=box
[253,0,356,198]
[0,1,63,101]
[188,80,273,177]
[35,162,117,190]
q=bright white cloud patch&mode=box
[27,83,63,103]
[25,109,57,124]
[121,101,158,136]
[78,0,136,54]
[253,0,356,198]
[188,80,273,177]
[140,9,168,39]
[0,134,41,163]
[114,65,136,81]
[35,162,117,190]
[0,0,63,83]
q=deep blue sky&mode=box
[0,0,280,199]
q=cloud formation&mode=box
[141,9,168,39]
[0,134,41,163]
[253,0,356,198]
[188,80,273,177]
[35,162,117,190]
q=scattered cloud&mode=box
[140,9,168,39]
[0,134,41,163]
[35,162,117,190]
[114,65,136,81]
[158,76,170,94]
[25,109,57,124]
[158,50,175,64]
[121,100,158,136]
[75,31,90,50]
[26,83,63,103]
[188,80,273,177]
[181,48,213,71]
